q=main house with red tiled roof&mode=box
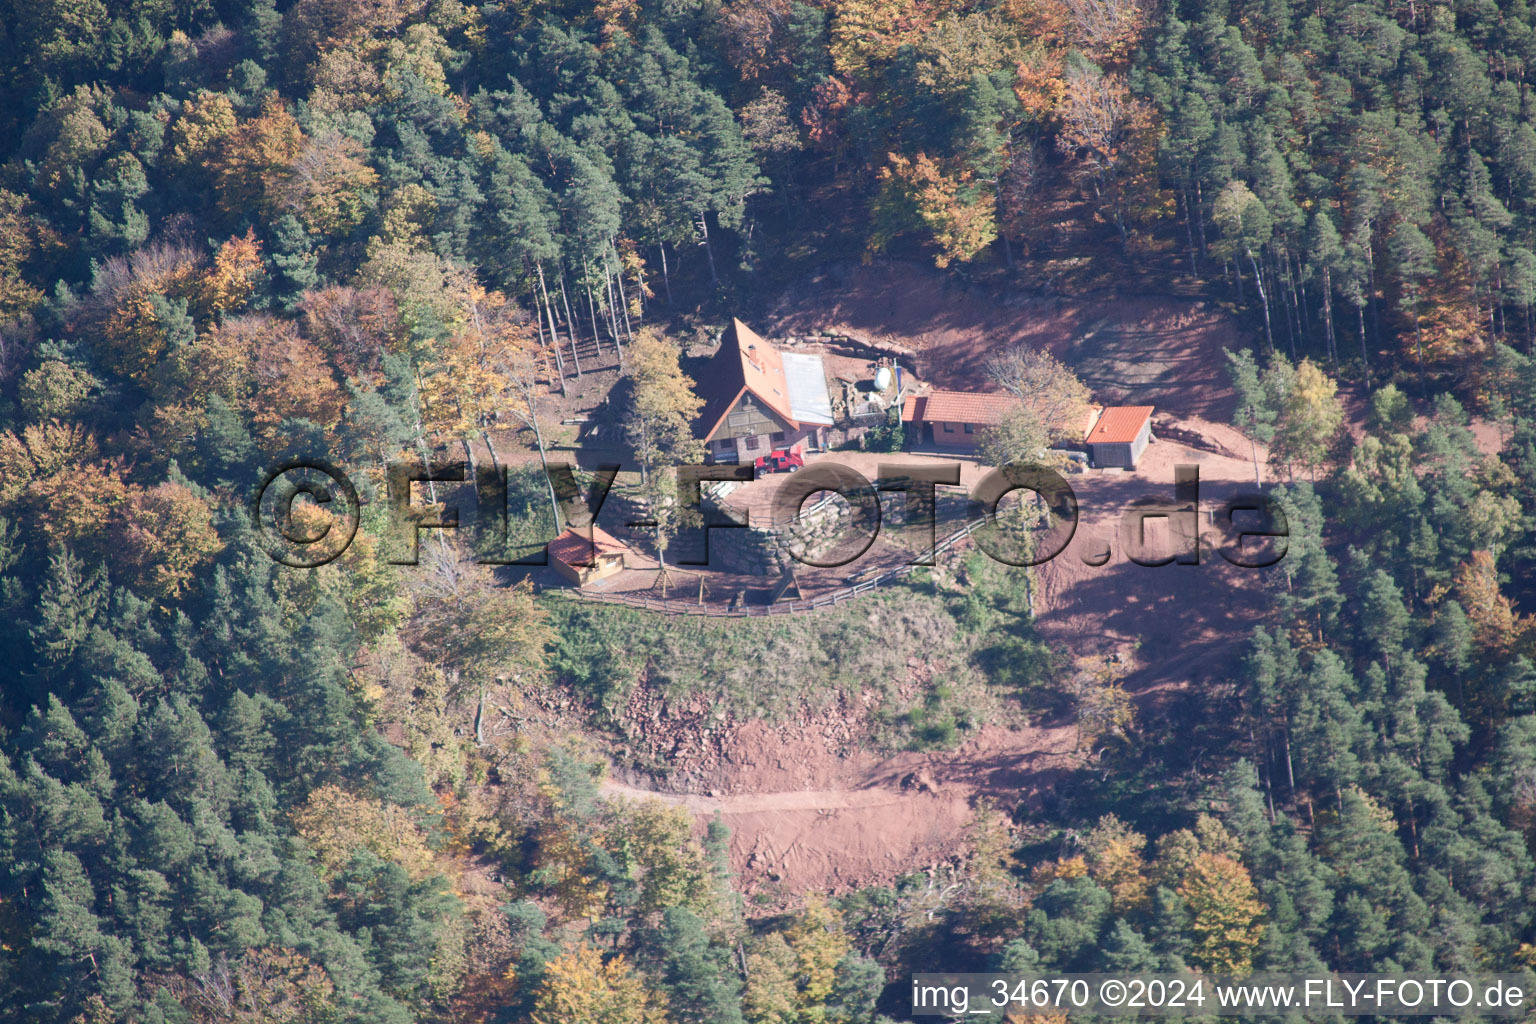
[1086,405,1155,469]
[900,390,1018,450]
[548,525,631,587]
[695,319,835,463]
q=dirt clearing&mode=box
[603,722,1077,899]
[765,260,1246,421]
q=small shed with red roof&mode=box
[1086,405,1155,469]
[547,525,631,587]
[899,390,1018,450]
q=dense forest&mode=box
[5,0,1536,1021]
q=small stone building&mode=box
[1086,405,1155,469]
[548,525,630,586]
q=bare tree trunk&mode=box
[600,257,622,351]
[474,681,486,746]
[1321,266,1337,366]
[1292,250,1311,344]
[1283,727,1296,800]
[557,269,583,364]
[1249,249,1275,354]
[1277,254,1297,358]
[537,262,580,377]
[1367,236,1382,344]
[610,238,635,342]
[584,277,606,359]
[700,213,720,286]
[659,244,673,304]
[1412,288,1428,396]
[1183,184,1198,274]
[519,390,561,534]
[1194,180,1208,258]
[633,250,647,318]
[1358,302,1371,385]
[530,281,568,395]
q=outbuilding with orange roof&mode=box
[1085,405,1155,469]
[899,389,1018,450]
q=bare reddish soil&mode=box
[765,260,1244,421]
[1030,429,1276,686]
[603,721,1078,900]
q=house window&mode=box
[964,423,975,434]
[943,423,955,432]
[746,435,761,451]
[771,431,785,443]
[716,438,733,450]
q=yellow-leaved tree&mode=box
[1270,358,1344,481]
[605,800,714,918]
[196,230,266,319]
[872,152,998,268]
[1177,853,1265,973]
[1081,813,1150,912]
[1453,550,1526,657]
[1056,65,1164,244]
[827,0,935,80]
[210,95,305,223]
[416,283,529,473]
[743,898,853,1020]
[246,320,347,451]
[530,944,669,1024]
[409,543,554,745]
[268,133,380,237]
[291,784,437,879]
[112,480,224,602]
[623,329,703,580]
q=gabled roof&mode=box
[1087,405,1155,444]
[695,319,800,441]
[548,525,629,568]
[900,390,1018,425]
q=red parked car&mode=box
[754,448,804,474]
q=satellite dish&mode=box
[874,366,893,392]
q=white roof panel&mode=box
[780,352,834,426]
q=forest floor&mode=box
[764,259,1245,421]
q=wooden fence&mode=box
[562,510,1031,617]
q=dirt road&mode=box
[602,722,1077,896]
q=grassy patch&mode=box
[542,550,1061,755]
